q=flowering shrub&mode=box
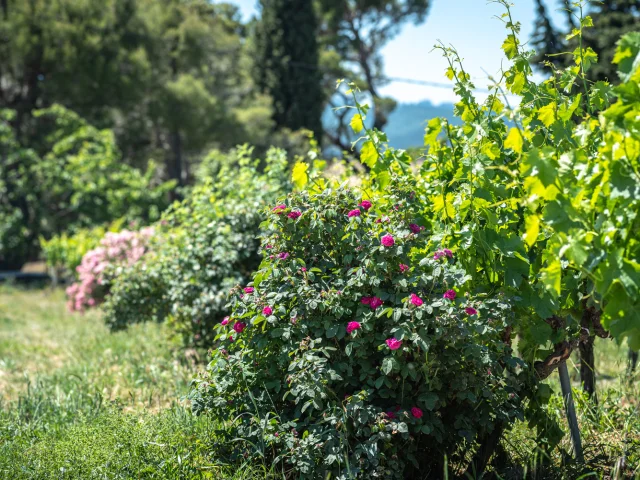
[65,227,153,312]
[102,146,293,349]
[191,184,528,477]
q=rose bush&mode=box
[191,182,529,477]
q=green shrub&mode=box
[0,105,173,269]
[190,182,528,477]
[102,146,293,350]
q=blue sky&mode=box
[226,1,565,105]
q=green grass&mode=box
[0,286,638,478]
[0,287,276,479]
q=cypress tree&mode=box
[254,0,324,139]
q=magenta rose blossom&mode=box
[386,411,396,419]
[434,249,454,260]
[369,296,383,310]
[410,293,423,307]
[381,234,395,247]
[347,209,361,218]
[229,335,234,342]
[359,200,372,210]
[465,307,478,315]
[386,338,402,350]
[233,322,247,333]
[409,223,421,234]
[244,286,254,294]
[443,289,456,300]
[399,263,409,273]
[277,252,289,260]
[263,306,273,316]
[346,321,361,334]
[221,316,230,326]
[272,204,286,214]
[288,210,301,219]
[411,407,423,419]
[361,296,372,305]
[300,267,307,272]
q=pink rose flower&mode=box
[347,209,361,218]
[386,338,402,350]
[443,289,456,300]
[265,244,273,249]
[221,316,230,326]
[361,296,372,305]
[300,267,307,272]
[288,210,301,219]
[410,293,423,307]
[409,223,421,234]
[386,411,396,419]
[229,336,234,342]
[465,307,478,315]
[273,204,286,214]
[359,200,372,210]
[277,252,289,260]
[244,287,254,294]
[381,234,395,247]
[434,249,454,260]
[399,264,409,273]
[263,306,273,316]
[346,321,361,334]
[369,296,383,310]
[411,407,423,419]
[233,322,247,333]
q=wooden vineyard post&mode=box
[558,362,584,463]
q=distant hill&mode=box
[384,101,459,149]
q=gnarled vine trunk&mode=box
[579,335,596,400]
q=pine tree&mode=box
[254,0,324,139]
[530,0,640,83]
[531,0,564,72]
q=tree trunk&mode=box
[579,305,606,401]
[579,335,596,401]
[168,129,183,201]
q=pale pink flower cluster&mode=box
[66,227,154,312]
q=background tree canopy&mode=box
[532,0,640,82]
[0,0,433,267]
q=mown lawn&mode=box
[0,286,638,479]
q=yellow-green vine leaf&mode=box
[537,102,557,127]
[350,113,364,133]
[292,162,309,189]
[540,259,562,298]
[523,214,540,248]
[361,141,378,168]
[504,128,523,154]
